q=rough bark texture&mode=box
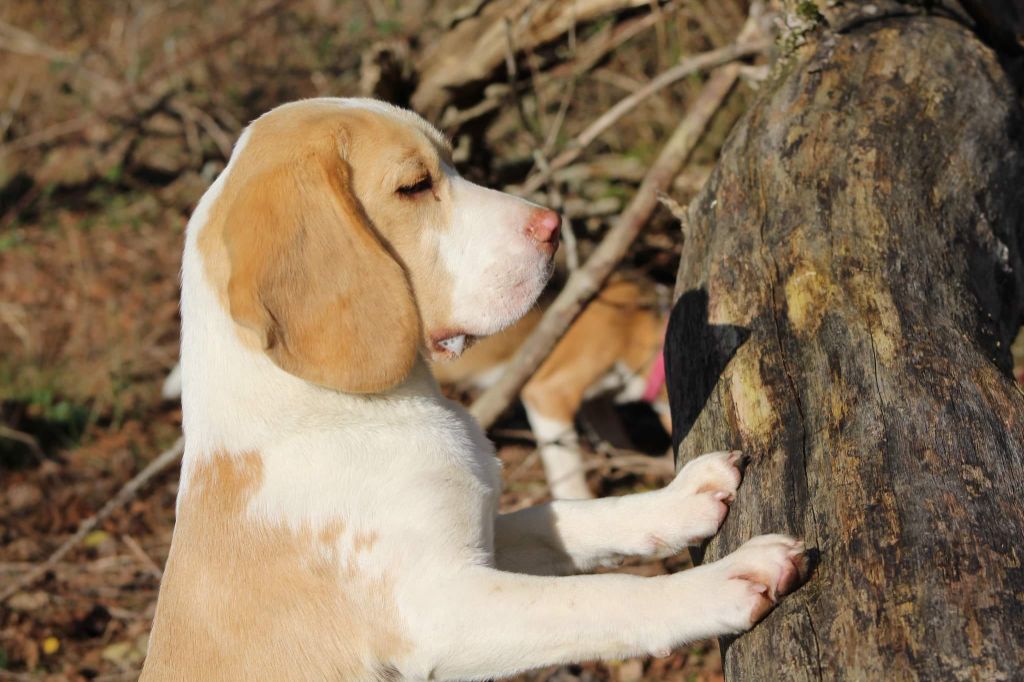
[666,13,1024,681]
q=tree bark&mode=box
[666,10,1024,681]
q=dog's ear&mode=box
[223,142,419,393]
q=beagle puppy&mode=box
[142,98,806,681]
[434,276,671,500]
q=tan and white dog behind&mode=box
[142,98,806,681]
[434,276,671,500]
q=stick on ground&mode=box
[0,435,184,603]
[0,424,45,462]
[469,63,742,429]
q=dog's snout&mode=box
[525,209,561,254]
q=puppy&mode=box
[142,98,806,681]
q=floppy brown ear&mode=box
[223,145,419,393]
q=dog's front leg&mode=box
[495,450,743,575]
[398,534,805,680]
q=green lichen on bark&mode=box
[777,0,827,55]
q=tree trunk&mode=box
[666,8,1024,680]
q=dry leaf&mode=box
[6,590,49,612]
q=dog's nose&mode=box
[525,209,561,254]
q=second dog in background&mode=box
[435,275,670,499]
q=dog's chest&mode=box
[246,402,502,561]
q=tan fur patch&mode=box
[521,278,664,422]
[142,452,407,681]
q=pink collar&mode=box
[642,350,666,403]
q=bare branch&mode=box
[414,0,656,119]
[516,38,766,195]
[469,64,741,428]
[0,424,44,462]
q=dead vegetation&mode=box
[0,0,813,679]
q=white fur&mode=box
[160,362,182,401]
[524,405,593,500]
[439,167,554,338]
[167,98,805,680]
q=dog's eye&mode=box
[397,176,433,197]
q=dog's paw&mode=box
[658,451,744,546]
[705,534,807,633]
[673,450,744,497]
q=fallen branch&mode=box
[590,448,675,477]
[469,63,741,429]
[413,0,654,118]
[122,534,164,580]
[0,435,184,603]
[0,424,45,462]
[440,7,668,131]
[517,37,766,195]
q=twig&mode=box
[543,77,575,156]
[560,215,581,272]
[0,302,34,351]
[470,64,742,429]
[0,424,44,461]
[441,7,669,132]
[503,18,543,145]
[657,190,688,224]
[92,673,142,682]
[685,0,732,47]
[506,448,542,481]
[122,534,164,580]
[0,555,146,576]
[590,447,675,477]
[414,0,655,118]
[170,100,234,160]
[0,71,28,141]
[552,155,649,184]
[591,68,647,93]
[517,37,767,195]
[545,6,670,84]
[672,164,713,195]
[561,196,622,219]
[173,101,204,167]
[1,114,94,154]
[489,427,539,442]
[0,435,184,603]
[738,62,771,87]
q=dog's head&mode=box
[204,98,558,393]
